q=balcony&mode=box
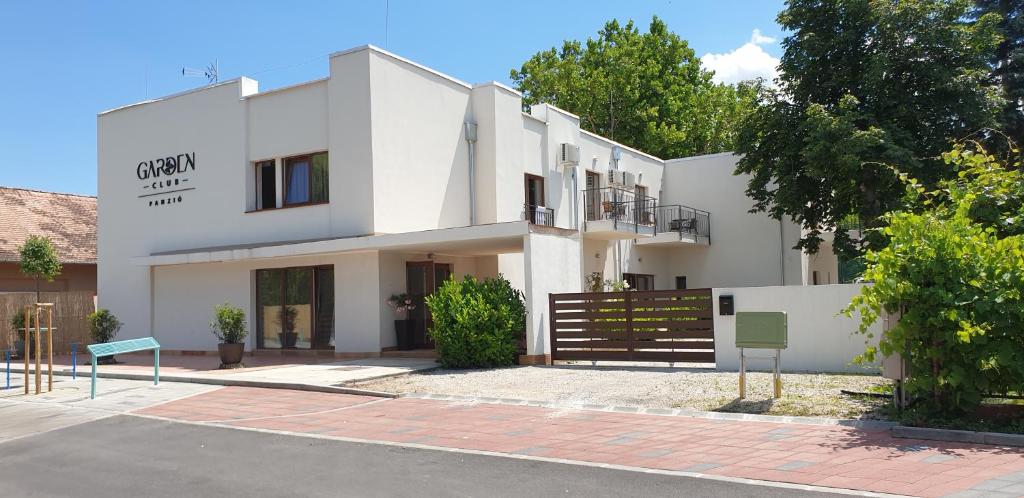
[523,203,555,227]
[582,187,656,240]
[636,204,711,246]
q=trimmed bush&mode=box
[426,275,526,368]
[87,308,122,344]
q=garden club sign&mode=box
[136,152,196,207]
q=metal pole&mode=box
[71,343,77,380]
[154,347,160,385]
[90,354,97,399]
[4,350,9,390]
[738,348,746,399]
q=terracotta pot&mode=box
[218,343,245,366]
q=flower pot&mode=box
[218,343,245,367]
[13,338,24,360]
[394,320,415,351]
[278,332,298,349]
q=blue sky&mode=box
[0,0,785,196]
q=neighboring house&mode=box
[0,187,97,293]
[97,45,839,362]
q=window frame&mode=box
[254,159,277,211]
[622,272,655,291]
[281,152,329,208]
[255,264,334,350]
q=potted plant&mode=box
[277,305,298,349]
[9,309,35,360]
[211,303,247,368]
[86,308,122,365]
[387,293,416,351]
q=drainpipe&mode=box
[464,122,478,225]
[778,217,786,286]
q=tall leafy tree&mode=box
[974,0,1024,151]
[511,16,757,159]
[734,0,1004,257]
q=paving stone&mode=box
[682,463,722,473]
[923,454,958,464]
[776,460,815,471]
[637,448,674,458]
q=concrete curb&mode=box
[891,425,1024,447]
[8,367,397,399]
[398,392,896,429]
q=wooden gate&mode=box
[549,289,715,363]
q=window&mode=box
[284,152,329,206]
[623,273,655,291]
[256,266,334,350]
[675,276,687,290]
[255,160,276,210]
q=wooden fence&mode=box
[0,291,96,354]
[549,289,715,363]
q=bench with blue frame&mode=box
[86,337,160,399]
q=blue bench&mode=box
[86,337,160,399]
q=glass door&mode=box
[405,261,453,349]
[255,266,333,350]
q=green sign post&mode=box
[735,312,787,399]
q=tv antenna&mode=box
[182,59,219,84]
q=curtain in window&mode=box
[286,161,310,204]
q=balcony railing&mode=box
[523,203,555,227]
[655,204,711,242]
[583,187,657,233]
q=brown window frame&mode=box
[254,160,277,211]
[283,152,329,207]
[255,265,334,350]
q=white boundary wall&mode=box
[712,284,881,373]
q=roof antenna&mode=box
[182,59,219,84]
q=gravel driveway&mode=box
[357,366,891,419]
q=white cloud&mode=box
[701,29,780,85]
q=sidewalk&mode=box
[6,353,437,394]
[135,386,1024,498]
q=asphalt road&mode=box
[0,414,846,497]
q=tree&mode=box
[511,16,758,159]
[846,144,1024,414]
[734,0,1004,258]
[974,0,1024,154]
[18,235,62,303]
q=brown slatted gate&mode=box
[549,289,715,363]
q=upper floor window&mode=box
[285,152,329,206]
[255,160,276,210]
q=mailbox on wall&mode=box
[719,295,734,315]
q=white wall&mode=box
[522,232,581,356]
[662,153,804,288]
[712,284,880,373]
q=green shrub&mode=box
[426,275,526,368]
[87,309,122,344]
[9,309,37,340]
[210,303,247,344]
[846,144,1024,414]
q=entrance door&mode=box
[524,174,545,224]
[406,261,453,348]
[585,171,600,221]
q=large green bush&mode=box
[87,308,122,344]
[426,275,526,368]
[846,144,1024,414]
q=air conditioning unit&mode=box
[607,169,636,188]
[559,143,580,166]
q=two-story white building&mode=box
[97,45,837,363]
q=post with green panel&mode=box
[735,312,788,399]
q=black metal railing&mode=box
[523,203,555,227]
[655,204,711,242]
[582,187,657,232]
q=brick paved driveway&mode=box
[135,387,1024,497]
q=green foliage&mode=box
[210,303,247,344]
[426,275,526,369]
[511,16,758,158]
[973,0,1024,154]
[735,0,1004,258]
[584,272,631,292]
[18,235,62,298]
[9,308,37,339]
[87,309,122,344]
[845,145,1024,414]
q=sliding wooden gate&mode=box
[549,289,715,363]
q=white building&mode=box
[97,45,838,363]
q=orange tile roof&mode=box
[0,187,96,264]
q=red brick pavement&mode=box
[136,387,1024,497]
